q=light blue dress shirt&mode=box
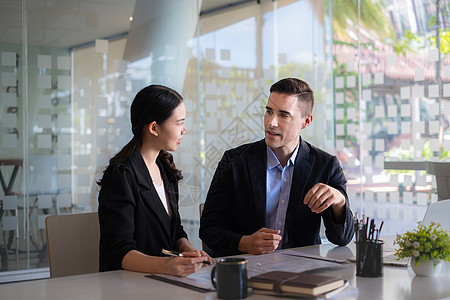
[266,143,299,248]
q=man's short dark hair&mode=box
[270,78,314,116]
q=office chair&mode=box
[425,160,450,201]
[45,212,100,278]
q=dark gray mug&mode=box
[211,257,248,299]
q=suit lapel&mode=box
[290,138,315,205]
[129,151,171,239]
[248,140,267,227]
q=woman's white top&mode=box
[153,181,170,216]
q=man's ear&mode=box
[148,121,159,136]
[302,114,313,129]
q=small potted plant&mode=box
[394,222,450,276]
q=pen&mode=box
[162,249,183,257]
[378,221,384,236]
[161,249,210,265]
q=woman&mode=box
[98,85,212,276]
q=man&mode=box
[199,78,354,257]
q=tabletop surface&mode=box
[1,241,449,300]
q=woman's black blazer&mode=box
[98,150,187,271]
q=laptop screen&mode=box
[422,199,450,230]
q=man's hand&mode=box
[238,228,282,255]
[304,183,345,221]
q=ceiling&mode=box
[0,0,251,49]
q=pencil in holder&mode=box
[355,240,384,277]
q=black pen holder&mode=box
[355,240,384,277]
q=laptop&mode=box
[382,199,450,266]
[421,199,450,230]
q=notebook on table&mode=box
[248,271,345,297]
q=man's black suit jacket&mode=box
[200,138,354,257]
[98,151,187,271]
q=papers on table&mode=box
[243,251,342,277]
[146,250,346,292]
[281,249,348,264]
[147,265,215,292]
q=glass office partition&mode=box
[262,1,334,151]
[0,0,201,279]
[332,0,449,235]
[0,9,25,273]
[1,0,448,282]
[198,0,333,190]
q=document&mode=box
[281,250,348,264]
[244,251,341,276]
[146,251,344,293]
[146,265,215,292]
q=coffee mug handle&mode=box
[210,265,217,289]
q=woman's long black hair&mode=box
[99,85,184,184]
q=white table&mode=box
[1,242,449,300]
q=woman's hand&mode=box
[177,237,215,266]
[163,256,206,277]
[198,250,215,265]
[121,249,209,277]
[181,249,215,266]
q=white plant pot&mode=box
[410,257,442,277]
